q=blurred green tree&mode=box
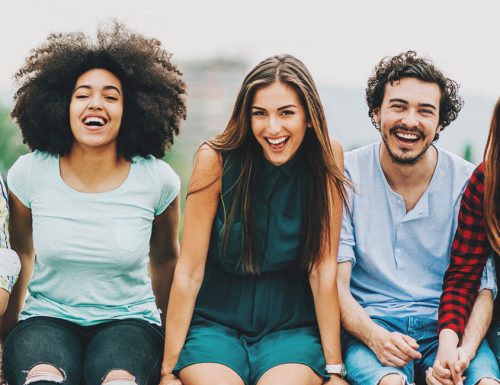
[0,104,28,178]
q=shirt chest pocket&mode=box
[114,218,150,252]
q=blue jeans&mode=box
[3,316,164,385]
[342,315,499,385]
[487,318,500,368]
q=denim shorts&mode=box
[342,315,500,385]
[2,316,164,385]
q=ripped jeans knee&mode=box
[101,369,137,385]
[24,364,65,385]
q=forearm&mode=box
[162,268,203,375]
[0,251,34,337]
[310,268,342,362]
[150,258,177,324]
[460,289,493,357]
[338,282,385,349]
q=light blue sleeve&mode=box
[7,153,33,209]
[338,170,356,266]
[154,160,181,216]
[479,254,497,299]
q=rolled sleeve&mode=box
[479,254,497,299]
[338,198,356,266]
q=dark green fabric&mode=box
[174,147,328,385]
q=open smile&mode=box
[265,136,289,150]
[82,115,108,129]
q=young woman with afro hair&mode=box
[3,21,186,385]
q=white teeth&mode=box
[83,116,105,125]
[396,132,419,140]
[267,137,288,145]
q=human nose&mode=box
[268,114,281,134]
[88,94,103,110]
[401,109,418,128]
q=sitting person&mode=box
[336,51,499,385]
[2,22,185,385]
[161,54,350,385]
[435,98,500,385]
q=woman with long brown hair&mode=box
[160,54,350,385]
[435,98,500,379]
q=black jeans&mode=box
[3,316,164,385]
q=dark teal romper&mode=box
[174,148,329,385]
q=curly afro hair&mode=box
[11,21,186,160]
[366,50,463,134]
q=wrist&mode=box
[325,363,347,378]
[438,329,459,347]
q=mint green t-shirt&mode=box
[7,151,180,326]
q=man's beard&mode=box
[382,125,433,165]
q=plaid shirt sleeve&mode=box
[438,164,492,338]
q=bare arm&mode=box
[160,145,221,383]
[0,192,35,337]
[149,195,180,326]
[309,140,344,369]
[337,256,421,367]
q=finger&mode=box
[402,334,420,349]
[432,360,452,380]
[450,368,463,385]
[383,353,408,368]
[426,368,442,385]
[455,360,467,373]
[428,367,455,385]
[392,336,422,360]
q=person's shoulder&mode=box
[132,155,179,186]
[344,142,378,162]
[343,142,378,177]
[436,147,475,179]
[194,143,222,172]
[8,151,52,176]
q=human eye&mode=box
[74,93,89,99]
[420,108,435,116]
[252,110,265,116]
[105,95,119,101]
[390,103,404,111]
[280,109,295,116]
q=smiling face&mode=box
[69,68,123,152]
[251,82,308,166]
[374,77,441,165]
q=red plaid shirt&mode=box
[438,163,494,338]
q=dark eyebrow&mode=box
[389,98,437,111]
[388,98,408,105]
[277,104,297,111]
[251,104,297,111]
[74,85,122,95]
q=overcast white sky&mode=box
[1,0,499,98]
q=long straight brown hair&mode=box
[484,98,500,255]
[205,54,350,273]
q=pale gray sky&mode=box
[1,0,499,99]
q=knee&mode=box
[102,370,137,385]
[477,379,500,385]
[378,374,406,385]
[25,364,65,384]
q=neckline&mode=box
[260,145,303,177]
[375,141,442,213]
[54,155,135,198]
